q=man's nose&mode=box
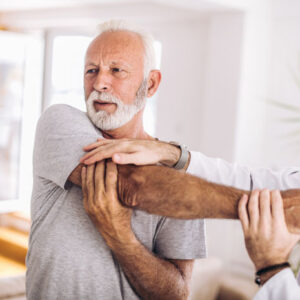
[93,71,112,92]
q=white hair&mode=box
[97,20,157,78]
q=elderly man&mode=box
[27,19,300,299]
[26,21,205,300]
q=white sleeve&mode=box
[253,268,300,300]
[187,151,300,191]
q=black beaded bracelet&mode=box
[255,262,290,285]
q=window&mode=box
[0,32,43,213]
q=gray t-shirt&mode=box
[26,104,206,300]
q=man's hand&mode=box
[238,189,300,272]
[81,160,133,247]
[80,138,181,167]
[81,160,193,300]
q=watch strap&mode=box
[169,142,189,170]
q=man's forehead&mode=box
[85,31,144,62]
[85,59,131,68]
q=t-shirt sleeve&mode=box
[33,104,102,189]
[153,217,206,259]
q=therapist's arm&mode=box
[238,190,300,285]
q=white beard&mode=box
[86,80,147,131]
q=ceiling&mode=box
[0,0,240,12]
[0,0,244,30]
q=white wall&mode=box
[234,0,272,168]
[154,18,209,146]
[262,0,300,169]
[154,13,244,163]
[151,14,252,276]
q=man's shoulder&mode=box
[36,104,97,135]
[40,104,87,123]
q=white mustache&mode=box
[89,91,121,105]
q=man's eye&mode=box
[112,68,122,73]
[86,69,97,74]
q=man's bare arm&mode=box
[110,241,193,300]
[81,162,194,300]
[69,163,300,234]
[117,164,300,234]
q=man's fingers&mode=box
[81,166,88,205]
[83,139,110,151]
[248,190,260,231]
[105,160,118,195]
[80,146,106,163]
[112,153,140,165]
[81,151,105,165]
[238,194,250,233]
[86,164,95,207]
[95,160,105,198]
[271,190,285,222]
[83,141,102,151]
[81,143,129,164]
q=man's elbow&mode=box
[173,278,191,300]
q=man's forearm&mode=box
[117,165,300,233]
[117,164,248,219]
[107,233,191,300]
[69,163,300,232]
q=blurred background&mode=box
[0,0,300,299]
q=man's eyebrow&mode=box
[85,62,98,68]
[111,61,131,68]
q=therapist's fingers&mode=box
[271,190,285,223]
[238,194,250,233]
[248,190,260,231]
[259,189,271,227]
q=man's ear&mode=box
[147,70,162,98]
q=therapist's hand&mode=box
[238,189,300,271]
[80,138,181,167]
